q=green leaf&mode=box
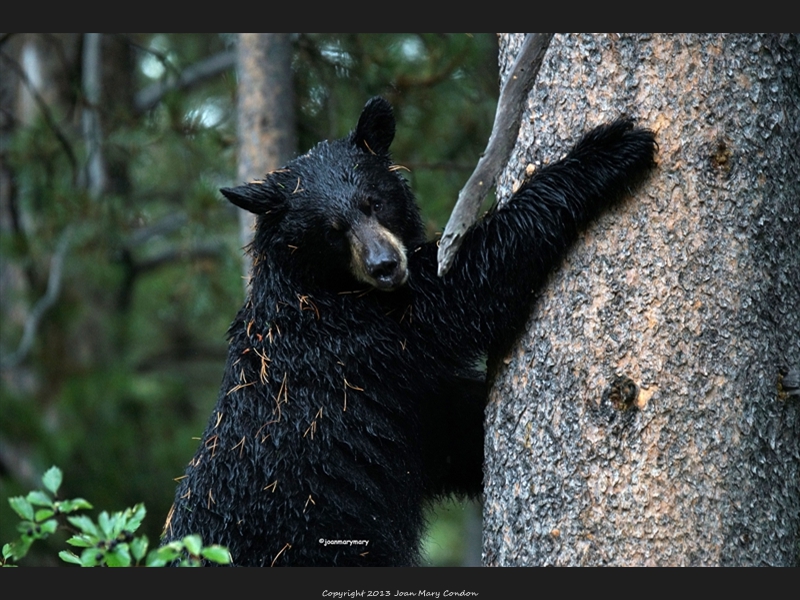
[106,545,131,567]
[59,498,92,513]
[58,550,82,565]
[149,543,181,565]
[42,466,63,495]
[200,545,231,564]
[109,514,126,539]
[127,503,147,532]
[26,490,53,508]
[39,519,58,535]
[80,547,103,567]
[67,515,99,537]
[8,538,33,561]
[181,557,201,567]
[66,534,94,548]
[2,544,13,560]
[131,536,148,562]
[34,508,55,521]
[8,497,34,521]
[98,511,112,537]
[182,534,202,556]
[146,555,167,567]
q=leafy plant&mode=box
[2,466,229,567]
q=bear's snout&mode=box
[348,221,408,291]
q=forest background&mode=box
[0,33,498,566]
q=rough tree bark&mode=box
[234,33,296,289]
[484,33,799,566]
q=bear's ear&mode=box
[352,96,395,156]
[220,181,283,215]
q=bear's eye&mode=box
[360,199,383,215]
[359,199,382,217]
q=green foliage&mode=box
[422,499,481,566]
[2,466,229,567]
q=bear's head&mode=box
[221,97,425,292]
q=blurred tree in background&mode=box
[0,33,498,565]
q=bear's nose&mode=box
[367,254,399,279]
[366,251,404,289]
[348,220,409,290]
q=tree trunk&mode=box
[484,33,800,566]
[0,33,82,374]
[234,33,296,289]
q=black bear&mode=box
[163,97,657,566]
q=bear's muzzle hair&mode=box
[347,219,408,291]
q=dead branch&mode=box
[134,50,236,114]
[437,33,553,276]
[134,242,224,274]
[1,228,72,369]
